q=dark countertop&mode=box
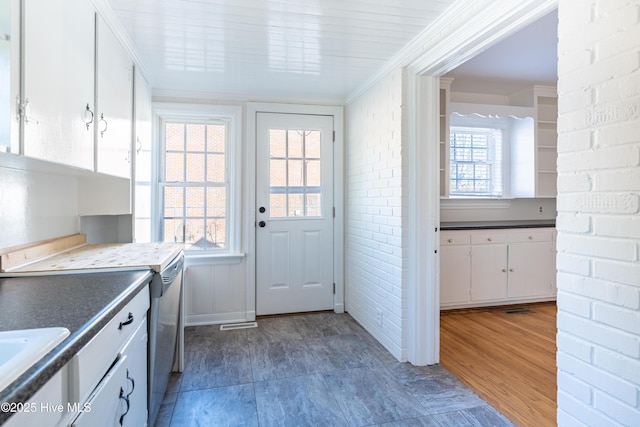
[440,220,556,230]
[0,270,152,424]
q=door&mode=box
[470,243,508,301]
[256,113,334,315]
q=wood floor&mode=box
[440,303,557,427]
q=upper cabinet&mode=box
[96,15,133,179]
[22,0,95,170]
[0,0,19,154]
[7,0,136,181]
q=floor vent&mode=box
[504,307,533,314]
[220,321,258,331]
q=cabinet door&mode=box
[23,0,95,169]
[440,245,471,305]
[471,244,508,301]
[507,242,556,298]
[96,16,133,178]
[122,319,148,427]
[133,68,152,242]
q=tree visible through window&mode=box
[162,121,228,250]
[449,126,503,197]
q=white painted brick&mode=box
[557,390,616,427]
[556,253,592,276]
[595,169,640,191]
[557,146,639,172]
[596,120,640,148]
[594,259,640,286]
[594,346,640,385]
[593,302,640,335]
[557,48,594,78]
[558,371,591,404]
[595,216,640,239]
[581,277,640,310]
[557,173,593,193]
[558,353,638,406]
[557,192,639,214]
[557,129,593,153]
[557,291,592,318]
[557,234,637,262]
[557,409,588,427]
[556,213,591,233]
[557,331,593,363]
[594,390,640,425]
[557,311,639,358]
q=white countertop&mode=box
[8,242,184,274]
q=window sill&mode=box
[184,252,245,267]
[440,198,511,210]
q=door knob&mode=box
[258,221,266,228]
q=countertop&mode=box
[0,270,152,424]
[6,242,183,274]
[440,220,556,230]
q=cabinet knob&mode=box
[487,237,492,242]
[502,269,507,273]
[448,239,453,243]
[528,236,533,240]
[510,268,514,272]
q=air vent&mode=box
[220,321,258,331]
[504,307,533,314]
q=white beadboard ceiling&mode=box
[106,0,456,102]
[106,0,558,103]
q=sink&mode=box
[0,327,70,391]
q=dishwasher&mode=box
[148,252,184,427]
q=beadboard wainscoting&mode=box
[183,260,251,326]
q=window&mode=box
[152,104,241,253]
[449,126,503,196]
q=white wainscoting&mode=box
[183,259,250,326]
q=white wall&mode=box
[556,0,640,425]
[441,198,557,222]
[0,166,79,248]
[346,69,407,360]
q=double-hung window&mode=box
[449,114,507,197]
[152,104,241,253]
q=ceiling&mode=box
[445,8,558,94]
[107,0,456,103]
[106,1,558,103]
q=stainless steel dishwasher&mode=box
[148,252,184,427]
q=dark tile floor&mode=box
[155,312,514,427]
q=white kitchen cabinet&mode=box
[71,320,148,427]
[133,67,153,243]
[70,286,149,425]
[440,227,556,309]
[440,232,471,305]
[0,0,20,154]
[3,367,67,427]
[22,0,95,170]
[470,239,508,302]
[95,16,133,179]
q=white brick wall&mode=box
[557,0,640,425]
[345,68,406,360]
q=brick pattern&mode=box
[345,69,406,360]
[557,0,640,425]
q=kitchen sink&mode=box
[0,327,70,391]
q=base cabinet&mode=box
[441,227,556,309]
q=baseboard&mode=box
[185,311,252,326]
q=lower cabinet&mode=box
[440,228,556,309]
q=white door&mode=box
[256,113,334,315]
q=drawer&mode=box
[508,228,554,243]
[470,231,507,245]
[71,354,129,427]
[441,232,470,246]
[70,285,149,403]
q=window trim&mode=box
[152,102,242,255]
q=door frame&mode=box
[404,0,558,364]
[246,103,345,319]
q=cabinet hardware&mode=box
[126,369,135,397]
[510,268,514,272]
[118,387,130,425]
[448,239,453,243]
[118,312,134,330]
[99,113,108,138]
[502,269,507,272]
[487,237,492,242]
[83,103,94,129]
[528,236,533,240]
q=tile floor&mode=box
[155,312,514,427]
